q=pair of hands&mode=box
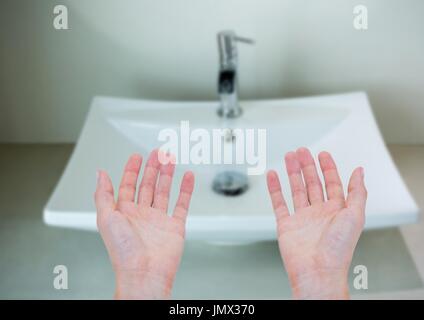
[94,148,367,299]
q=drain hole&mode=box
[212,171,249,196]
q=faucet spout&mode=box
[217,31,254,119]
[218,69,241,118]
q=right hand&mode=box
[267,148,367,299]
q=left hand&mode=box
[94,150,195,299]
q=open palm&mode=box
[95,150,194,299]
[267,148,367,299]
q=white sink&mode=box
[44,92,419,242]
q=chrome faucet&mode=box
[217,31,254,118]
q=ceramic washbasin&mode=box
[44,92,419,242]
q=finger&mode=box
[318,151,345,202]
[267,170,290,221]
[346,167,367,216]
[118,154,143,203]
[138,149,160,207]
[296,147,324,204]
[94,170,115,215]
[153,152,176,213]
[173,171,195,222]
[285,151,309,210]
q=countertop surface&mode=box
[0,144,423,299]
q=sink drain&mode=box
[212,171,249,196]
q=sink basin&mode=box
[44,92,419,242]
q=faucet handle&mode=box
[217,31,255,46]
[217,31,254,69]
[233,36,255,45]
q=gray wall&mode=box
[1,0,423,143]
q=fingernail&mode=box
[96,170,101,184]
[360,167,364,179]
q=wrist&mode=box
[290,269,350,300]
[114,270,173,300]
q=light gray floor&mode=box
[0,144,422,299]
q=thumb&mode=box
[346,167,367,218]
